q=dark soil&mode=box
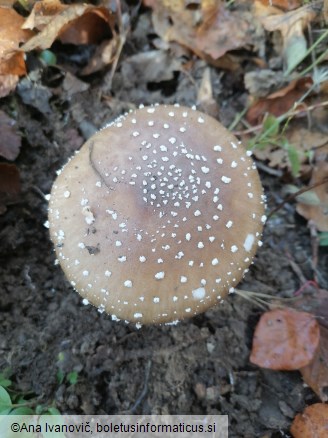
[0,4,327,437]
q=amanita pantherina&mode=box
[48,104,266,326]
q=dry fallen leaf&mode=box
[22,3,115,51]
[0,7,33,75]
[290,403,328,437]
[80,38,120,76]
[252,124,328,174]
[197,67,220,119]
[257,0,301,10]
[254,1,318,72]
[0,163,20,215]
[244,69,287,98]
[147,0,252,67]
[246,76,313,125]
[0,74,19,99]
[296,161,328,231]
[250,308,320,370]
[300,325,328,402]
[0,110,21,161]
[22,0,67,31]
[291,289,328,401]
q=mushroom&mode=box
[48,104,266,326]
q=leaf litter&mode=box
[250,308,320,370]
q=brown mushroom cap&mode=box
[48,104,266,325]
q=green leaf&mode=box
[285,184,321,206]
[0,380,12,389]
[319,232,328,246]
[45,407,61,416]
[35,405,44,415]
[9,407,34,415]
[66,371,78,385]
[262,114,280,139]
[56,370,64,385]
[57,352,65,363]
[15,396,29,405]
[0,387,12,412]
[0,408,12,415]
[285,34,307,74]
[286,143,301,176]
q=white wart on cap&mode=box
[48,104,266,325]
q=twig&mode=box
[267,176,328,219]
[232,101,328,137]
[285,250,308,285]
[308,220,319,278]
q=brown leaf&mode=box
[291,289,328,401]
[0,1,17,6]
[59,7,115,45]
[254,1,318,72]
[195,4,251,60]
[296,162,328,231]
[293,288,328,331]
[259,2,318,34]
[0,7,33,76]
[0,110,21,160]
[250,308,320,370]
[252,123,328,173]
[290,403,328,437]
[81,38,121,76]
[300,325,328,402]
[148,0,252,65]
[22,4,115,51]
[197,67,220,119]
[0,163,20,214]
[257,0,301,10]
[246,77,313,125]
[22,0,65,31]
[0,74,19,98]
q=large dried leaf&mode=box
[296,162,328,231]
[257,0,301,10]
[254,1,318,72]
[290,403,328,437]
[0,7,33,76]
[250,308,320,370]
[246,77,312,125]
[22,4,115,51]
[147,0,252,65]
[291,290,328,401]
[0,110,21,161]
[300,325,328,402]
[22,0,65,30]
[0,74,19,98]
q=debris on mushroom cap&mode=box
[48,104,266,325]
